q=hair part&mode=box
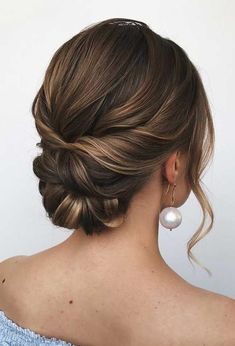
[32,18,215,275]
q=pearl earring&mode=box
[159,182,182,231]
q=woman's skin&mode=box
[0,150,235,346]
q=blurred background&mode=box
[0,0,234,298]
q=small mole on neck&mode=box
[1,278,6,284]
[69,300,73,304]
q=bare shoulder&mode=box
[0,255,28,265]
[178,287,235,345]
[0,255,28,280]
[128,279,235,346]
[0,255,27,267]
[177,285,235,346]
[0,255,28,306]
[192,286,235,345]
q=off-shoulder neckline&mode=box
[0,309,75,345]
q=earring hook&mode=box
[171,183,176,206]
[164,182,177,210]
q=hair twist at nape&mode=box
[31,17,215,274]
[33,144,127,234]
[33,143,124,235]
[33,115,166,235]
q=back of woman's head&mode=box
[32,18,215,271]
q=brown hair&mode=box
[32,18,215,274]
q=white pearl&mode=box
[159,207,182,230]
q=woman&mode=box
[0,17,234,346]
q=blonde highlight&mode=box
[32,18,215,273]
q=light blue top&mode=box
[0,310,76,345]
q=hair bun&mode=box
[31,18,214,274]
[33,144,126,234]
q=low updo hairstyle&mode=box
[32,18,215,273]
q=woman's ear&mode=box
[160,151,191,209]
[162,151,180,184]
